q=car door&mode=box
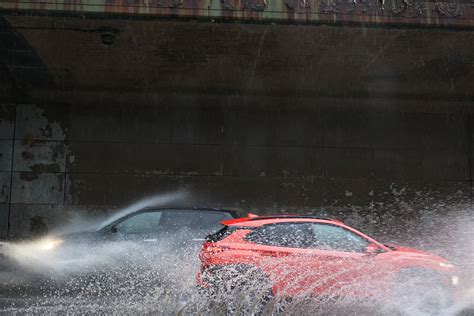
[242,223,320,296]
[300,223,376,298]
[244,222,376,298]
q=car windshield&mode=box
[111,209,233,236]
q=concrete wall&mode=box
[0,101,472,239]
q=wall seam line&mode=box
[6,104,17,239]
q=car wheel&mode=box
[391,269,449,315]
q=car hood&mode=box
[385,243,455,266]
[386,244,434,256]
[58,230,105,243]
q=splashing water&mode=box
[0,191,473,315]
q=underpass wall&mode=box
[0,100,472,239]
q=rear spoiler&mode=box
[220,212,258,226]
[221,217,252,226]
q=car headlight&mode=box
[451,276,459,286]
[36,238,64,251]
[439,262,454,268]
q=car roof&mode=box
[138,207,239,217]
[222,215,344,227]
[99,207,240,230]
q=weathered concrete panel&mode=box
[15,104,67,141]
[370,113,424,149]
[0,204,8,239]
[271,177,324,210]
[321,178,374,207]
[0,104,15,140]
[0,140,12,171]
[65,173,398,211]
[223,146,322,178]
[8,204,65,238]
[322,112,470,152]
[422,149,470,180]
[223,109,275,146]
[2,17,474,106]
[222,146,270,177]
[0,171,10,204]
[270,147,321,177]
[65,173,182,206]
[172,145,224,176]
[65,173,285,208]
[172,108,224,145]
[13,140,66,172]
[421,113,469,150]
[273,109,323,147]
[322,111,376,148]
[373,149,423,180]
[321,147,374,179]
[67,142,223,175]
[11,172,65,204]
[68,104,173,143]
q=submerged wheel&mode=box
[202,264,273,315]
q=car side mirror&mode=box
[365,243,382,255]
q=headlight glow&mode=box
[37,238,64,251]
[452,276,459,286]
[439,262,454,268]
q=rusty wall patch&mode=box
[15,105,67,141]
[19,172,39,181]
[242,0,267,11]
[169,0,184,8]
[319,0,425,16]
[382,0,425,16]
[434,2,463,17]
[285,0,310,10]
[30,215,48,236]
[0,0,472,28]
[148,0,183,7]
[221,0,235,10]
[221,0,267,11]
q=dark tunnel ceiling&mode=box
[0,15,473,108]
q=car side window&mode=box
[158,211,233,236]
[245,223,313,248]
[115,212,162,234]
[309,223,369,253]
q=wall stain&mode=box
[29,215,48,236]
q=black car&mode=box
[62,207,238,244]
[0,208,241,282]
[52,207,241,251]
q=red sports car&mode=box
[197,215,459,310]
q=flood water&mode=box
[0,192,473,315]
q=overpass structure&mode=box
[0,0,473,239]
[0,0,473,28]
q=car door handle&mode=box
[259,250,289,257]
[143,239,157,242]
